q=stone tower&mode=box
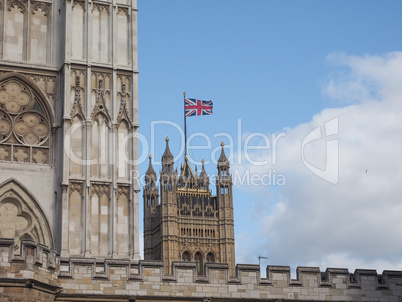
[143,138,236,276]
[0,0,140,260]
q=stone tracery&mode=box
[0,77,51,163]
[0,179,54,250]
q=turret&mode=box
[143,154,159,260]
[144,154,158,206]
[216,141,235,276]
[160,136,176,193]
[161,136,174,174]
[198,158,209,190]
[217,141,232,196]
[159,136,178,273]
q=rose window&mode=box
[0,78,51,164]
[14,112,49,146]
[0,81,34,114]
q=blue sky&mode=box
[137,1,402,273]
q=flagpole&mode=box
[183,91,187,157]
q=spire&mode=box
[198,158,209,185]
[178,154,196,188]
[161,135,174,164]
[180,155,196,180]
[217,141,229,168]
[145,154,156,178]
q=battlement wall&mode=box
[0,239,60,302]
[1,240,402,301]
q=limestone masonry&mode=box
[0,0,401,301]
[143,139,235,276]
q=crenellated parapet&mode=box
[1,240,402,301]
[0,239,60,300]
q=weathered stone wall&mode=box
[60,0,140,261]
[0,239,60,302]
[0,288,55,302]
[1,240,402,301]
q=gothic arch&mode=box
[29,2,51,64]
[194,251,204,275]
[0,73,54,164]
[7,0,27,13]
[0,178,54,249]
[0,72,55,124]
[93,111,110,126]
[70,76,85,120]
[72,0,86,11]
[116,116,130,130]
[30,2,51,17]
[181,250,191,262]
[206,251,216,263]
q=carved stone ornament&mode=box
[70,76,85,119]
[118,6,129,16]
[91,79,111,123]
[7,0,27,13]
[117,185,130,199]
[14,112,49,146]
[92,2,109,13]
[90,183,110,198]
[0,80,35,114]
[31,2,51,17]
[69,181,84,197]
[117,83,132,127]
[72,0,85,11]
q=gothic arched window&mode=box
[0,78,51,164]
[0,179,54,249]
[91,113,110,178]
[3,1,51,64]
[206,252,215,263]
[194,252,203,275]
[182,251,191,262]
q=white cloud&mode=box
[233,52,402,273]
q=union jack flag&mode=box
[185,98,213,117]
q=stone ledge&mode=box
[0,277,62,295]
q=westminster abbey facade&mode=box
[0,0,140,264]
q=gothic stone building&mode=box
[0,0,141,297]
[0,0,140,259]
[143,138,235,276]
[0,0,402,301]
